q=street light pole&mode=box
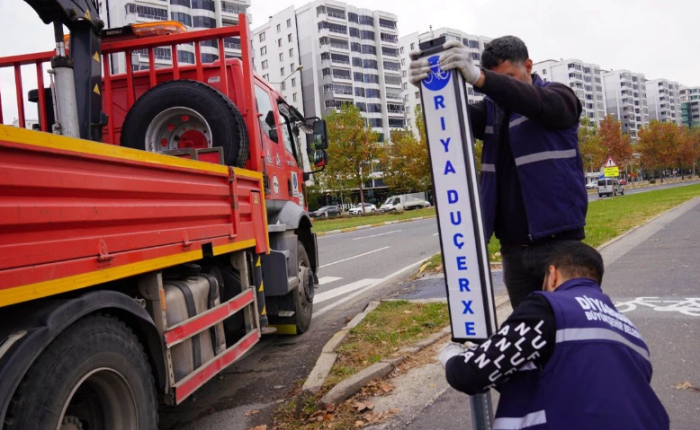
[270,65,303,91]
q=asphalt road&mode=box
[587,178,700,202]
[373,197,700,430]
[158,180,700,429]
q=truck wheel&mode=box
[120,80,249,167]
[5,315,157,430]
[294,241,314,334]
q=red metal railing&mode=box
[0,15,261,172]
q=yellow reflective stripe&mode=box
[0,125,230,175]
[0,239,256,308]
[268,324,297,335]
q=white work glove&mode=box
[408,41,482,87]
[439,342,466,368]
[439,40,482,85]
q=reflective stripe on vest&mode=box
[494,410,547,430]
[482,163,496,172]
[556,327,651,362]
[509,116,529,128]
[514,149,578,167]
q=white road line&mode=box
[432,233,439,236]
[353,230,402,241]
[313,278,380,304]
[313,257,430,318]
[319,246,391,268]
[318,276,342,285]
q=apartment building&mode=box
[602,70,649,140]
[255,1,401,141]
[645,78,682,125]
[100,0,250,73]
[535,59,606,124]
[400,28,491,138]
[251,6,304,111]
[680,86,700,128]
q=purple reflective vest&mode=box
[494,279,669,430]
[479,75,588,241]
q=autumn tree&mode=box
[578,117,606,172]
[637,120,677,181]
[599,115,633,166]
[324,103,380,212]
[378,129,430,194]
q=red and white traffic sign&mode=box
[605,157,617,167]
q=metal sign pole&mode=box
[417,36,498,430]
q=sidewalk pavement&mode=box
[368,197,700,430]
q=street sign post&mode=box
[604,157,619,178]
[417,36,498,429]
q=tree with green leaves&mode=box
[578,117,606,172]
[378,129,430,194]
[324,103,380,213]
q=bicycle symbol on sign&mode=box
[614,297,700,317]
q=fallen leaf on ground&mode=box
[389,408,400,414]
[248,426,267,430]
[245,410,261,416]
[355,420,364,428]
[673,381,700,391]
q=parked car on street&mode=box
[349,203,377,215]
[619,179,627,185]
[310,206,341,218]
[598,178,625,197]
[586,182,597,190]
[379,193,430,212]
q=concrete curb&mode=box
[316,215,436,237]
[301,300,381,396]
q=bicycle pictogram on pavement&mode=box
[614,297,700,317]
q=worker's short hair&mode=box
[481,36,529,70]
[546,242,604,285]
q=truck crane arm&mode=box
[23,0,104,141]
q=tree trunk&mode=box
[358,173,365,216]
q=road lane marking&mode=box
[314,278,380,304]
[318,276,342,285]
[313,257,429,318]
[319,246,391,268]
[432,233,438,236]
[353,230,402,241]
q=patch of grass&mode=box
[312,207,435,233]
[325,301,449,388]
[431,184,700,267]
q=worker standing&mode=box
[438,242,670,429]
[409,36,588,309]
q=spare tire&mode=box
[120,80,249,167]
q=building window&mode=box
[201,53,218,63]
[363,59,378,69]
[127,4,168,20]
[177,50,195,64]
[359,15,373,25]
[170,12,192,26]
[262,60,268,70]
[170,0,190,7]
[259,32,266,42]
[402,70,406,77]
[280,67,285,76]
[278,38,282,47]
[351,42,361,52]
[281,82,286,91]
[263,73,269,81]
[261,46,267,56]
[277,24,281,33]
[287,18,292,28]
[279,52,283,61]
[293,93,298,101]
[291,77,297,87]
[288,34,293,43]
[380,33,397,43]
[191,0,215,12]
[360,30,375,40]
[379,18,396,29]
[383,61,400,71]
[349,27,360,38]
[221,1,246,14]
[361,45,377,55]
[290,62,295,70]
[410,43,415,50]
[402,82,408,90]
[542,69,547,75]
[289,48,294,57]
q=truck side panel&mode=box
[0,126,268,307]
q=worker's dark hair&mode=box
[481,36,529,70]
[546,242,604,285]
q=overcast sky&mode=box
[1,0,697,123]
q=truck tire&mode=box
[293,241,314,334]
[5,314,157,430]
[120,80,249,167]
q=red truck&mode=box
[0,2,327,429]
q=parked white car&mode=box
[349,203,377,215]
